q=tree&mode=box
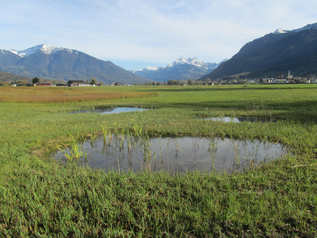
[32,77,40,84]
[0,81,9,86]
[204,78,212,84]
[187,79,195,85]
[90,77,97,85]
[167,79,178,85]
[17,80,29,86]
[52,79,60,85]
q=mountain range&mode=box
[130,57,225,82]
[0,44,148,85]
[1,22,317,84]
[200,23,317,81]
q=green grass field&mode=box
[1,84,317,237]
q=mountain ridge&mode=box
[200,23,317,81]
[131,57,223,72]
[130,57,226,82]
[0,44,148,85]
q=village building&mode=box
[111,82,124,86]
[311,78,317,83]
[67,80,90,87]
[35,83,52,86]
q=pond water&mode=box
[205,117,276,123]
[70,107,147,114]
[54,135,288,174]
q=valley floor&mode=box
[0,85,317,237]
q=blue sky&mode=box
[1,0,317,70]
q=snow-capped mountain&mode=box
[0,44,147,84]
[131,57,226,82]
[9,44,73,58]
[172,57,217,69]
[132,57,223,73]
[273,23,317,34]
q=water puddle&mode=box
[206,117,275,123]
[69,107,147,114]
[54,136,288,174]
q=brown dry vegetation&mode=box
[0,87,156,103]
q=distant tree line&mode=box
[141,79,208,86]
[0,76,106,86]
[0,77,65,86]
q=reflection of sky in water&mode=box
[207,117,240,123]
[55,137,288,174]
[101,107,146,114]
[206,117,275,123]
[69,107,147,114]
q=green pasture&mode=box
[0,84,317,237]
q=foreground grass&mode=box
[1,85,317,237]
[2,154,316,237]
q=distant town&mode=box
[2,73,317,87]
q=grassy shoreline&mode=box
[1,85,317,236]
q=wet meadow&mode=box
[1,84,317,236]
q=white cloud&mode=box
[0,0,316,69]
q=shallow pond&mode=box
[70,107,147,114]
[54,136,288,174]
[205,117,276,123]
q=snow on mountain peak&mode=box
[273,22,317,35]
[172,57,206,67]
[9,44,71,57]
[41,44,60,54]
[273,28,289,34]
[144,66,159,71]
[132,57,226,73]
[293,22,317,32]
